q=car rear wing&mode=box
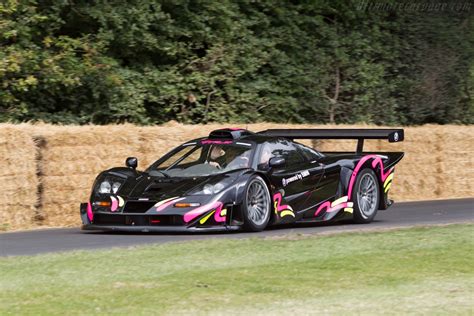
[258,129,404,153]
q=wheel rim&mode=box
[246,179,270,226]
[357,173,378,219]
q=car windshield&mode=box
[147,141,254,177]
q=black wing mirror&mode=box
[126,157,138,170]
[269,157,285,168]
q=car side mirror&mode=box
[269,157,285,168]
[126,157,138,170]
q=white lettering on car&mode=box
[282,170,310,187]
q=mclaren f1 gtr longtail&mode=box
[80,128,404,232]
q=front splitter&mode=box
[82,224,241,233]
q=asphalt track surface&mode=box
[1,198,473,256]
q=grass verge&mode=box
[1,224,473,315]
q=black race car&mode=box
[80,128,404,232]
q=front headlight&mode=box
[112,182,122,194]
[98,181,112,194]
[213,182,225,193]
[203,184,214,195]
[191,178,234,195]
[96,178,124,194]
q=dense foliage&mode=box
[1,0,473,125]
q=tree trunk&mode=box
[327,66,340,124]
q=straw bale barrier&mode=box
[0,125,39,230]
[0,123,472,230]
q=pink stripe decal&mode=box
[110,196,118,212]
[213,202,226,223]
[327,203,348,213]
[372,159,394,182]
[227,128,243,131]
[87,202,93,221]
[313,201,349,217]
[201,140,233,145]
[184,202,223,223]
[273,192,295,217]
[156,197,184,212]
[347,155,393,200]
[314,201,331,217]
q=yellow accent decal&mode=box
[117,196,125,207]
[280,210,295,218]
[154,196,178,207]
[344,207,353,214]
[274,201,278,214]
[384,173,394,188]
[384,182,392,193]
[221,208,227,216]
[199,211,215,225]
[331,196,349,207]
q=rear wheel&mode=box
[242,175,271,232]
[352,168,380,223]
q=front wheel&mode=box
[352,168,380,223]
[242,175,271,232]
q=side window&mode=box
[258,140,304,169]
[294,142,323,161]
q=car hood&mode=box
[124,169,246,200]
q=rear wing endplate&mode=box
[258,129,404,153]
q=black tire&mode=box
[352,168,380,224]
[242,175,271,232]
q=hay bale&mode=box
[436,125,473,199]
[0,125,38,230]
[33,126,143,226]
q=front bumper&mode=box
[80,202,242,233]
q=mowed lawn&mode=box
[1,224,473,315]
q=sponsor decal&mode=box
[282,170,310,187]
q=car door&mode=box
[258,139,319,213]
[292,142,327,212]
[294,143,342,218]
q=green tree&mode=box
[0,0,472,125]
